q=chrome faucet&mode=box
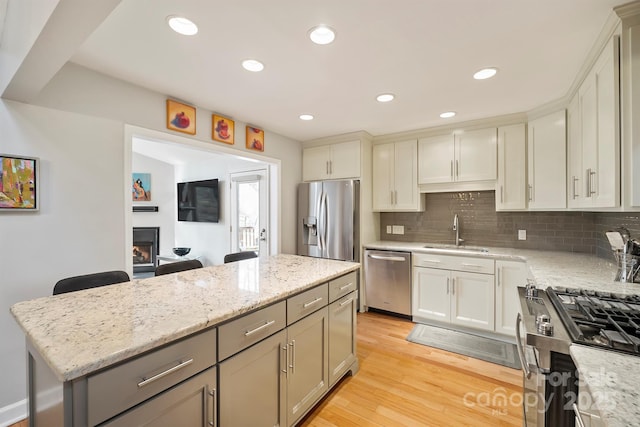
[453,214,464,246]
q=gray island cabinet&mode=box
[10,254,360,427]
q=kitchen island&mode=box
[365,241,640,427]
[11,254,360,427]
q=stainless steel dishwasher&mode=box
[364,249,411,317]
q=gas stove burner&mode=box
[547,287,640,356]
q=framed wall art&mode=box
[246,126,264,152]
[166,99,196,135]
[212,115,235,144]
[132,173,152,201]
[0,154,39,211]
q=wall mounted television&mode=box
[177,178,220,223]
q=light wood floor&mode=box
[299,312,523,427]
[9,312,523,427]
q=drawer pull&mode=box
[339,297,354,307]
[339,282,354,290]
[461,263,482,268]
[137,358,194,388]
[303,297,323,308]
[420,259,441,264]
[244,320,276,337]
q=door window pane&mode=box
[238,181,259,251]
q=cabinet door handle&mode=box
[589,169,597,196]
[390,190,394,205]
[281,345,288,376]
[207,387,216,427]
[500,186,504,203]
[572,403,587,427]
[137,358,194,388]
[455,160,459,178]
[450,161,454,180]
[451,278,455,295]
[303,297,323,308]
[585,168,591,196]
[528,184,533,202]
[446,277,450,294]
[497,268,501,287]
[244,320,276,337]
[326,161,330,175]
[394,190,398,205]
[572,176,579,199]
[289,340,296,373]
[329,160,332,174]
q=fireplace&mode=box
[133,227,159,273]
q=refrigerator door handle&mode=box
[318,191,327,252]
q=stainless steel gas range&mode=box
[517,283,640,427]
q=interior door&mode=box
[230,169,269,256]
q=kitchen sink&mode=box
[422,244,489,253]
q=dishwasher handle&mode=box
[367,254,407,262]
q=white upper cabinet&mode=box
[418,128,497,187]
[567,35,620,209]
[496,124,527,210]
[527,110,567,210]
[372,140,423,211]
[303,140,361,181]
[418,134,454,184]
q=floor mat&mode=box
[407,323,521,370]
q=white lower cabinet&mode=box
[412,267,450,322]
[412,254,531,336]
[495,260,529,336]
[412,254,495,332]
[450,271,495,331]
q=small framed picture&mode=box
[246,126,264,152]
[166,99,196,135]
[132,173,152,201]
[212,115,235,145]
[0,154,39,211]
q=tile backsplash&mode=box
[379,191,640,260]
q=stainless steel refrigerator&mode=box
[297,180,359,262]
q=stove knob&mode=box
[525,282,538,297]
[536,313,550,325]
[537,321,554,336]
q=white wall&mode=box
[0,63,302,421]
[175,157,229,266]
[131,153,175,260]
[0,99,125,422]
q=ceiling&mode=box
[67,0,628,142]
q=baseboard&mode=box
[0,399,27,427]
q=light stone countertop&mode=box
[365,241,640,426]
[570,345,640,427]
[10,254,359,382]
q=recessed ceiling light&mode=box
[242,59,264,72]
[440,111,456,118]
[473,67,498,80]
[376,93,395,103]
[167,16,198,36]
[299,114,314,121]
[309,25,336,45]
